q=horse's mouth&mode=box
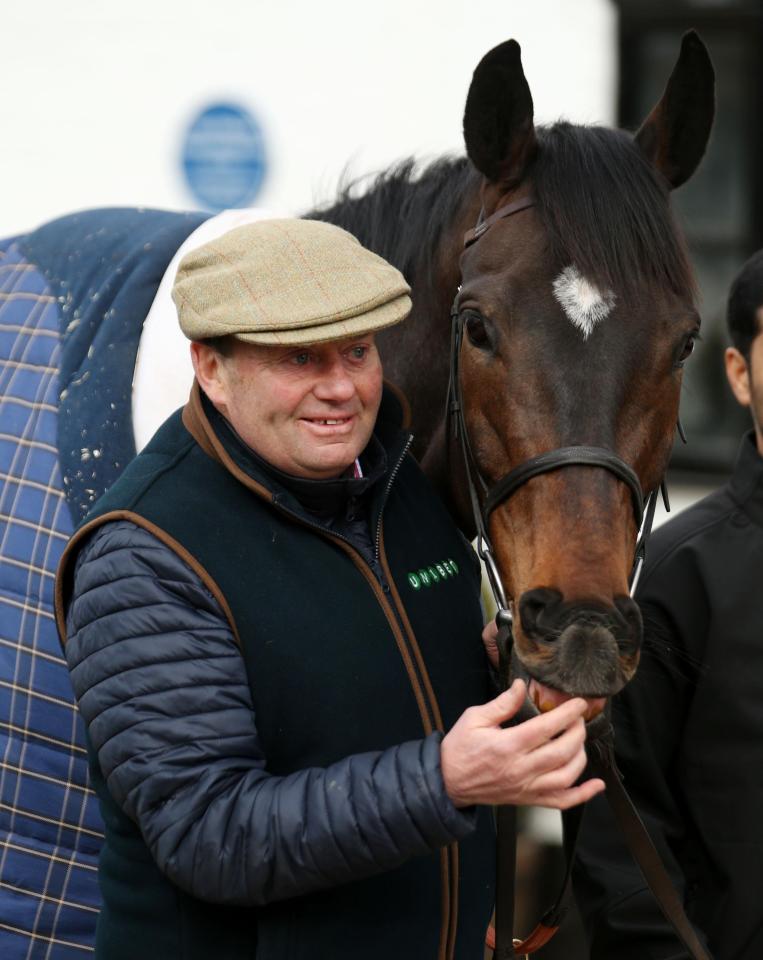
[508,649,611,736]
[527,677,606,723]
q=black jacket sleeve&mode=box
[64,521,476,907]
[573,528,713,960]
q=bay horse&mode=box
[0,31,713,960]
[310,36,714,955]
[310,32,714,727]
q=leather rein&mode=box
[450,196,710,960]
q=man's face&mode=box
[196,335,384,479]
[725,317,763,454]
[747,330,763,452]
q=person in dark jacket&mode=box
[56,219,603,960]
[573,249,763,960]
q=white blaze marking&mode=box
[552,265,616,338]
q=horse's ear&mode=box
[634,30,715,190]
[463,40,537,189]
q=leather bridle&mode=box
[448,195,669,626]
[450,196,711,960]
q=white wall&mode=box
[3,0,616,237]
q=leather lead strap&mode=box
[588,739,712,960]
[488,810,584,958]
[488,779,584,958]
[488,743,711,960]
[493,805,519,959]
[489,625,582,959]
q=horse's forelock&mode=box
[308,124,695,313]
[532,122,697,307]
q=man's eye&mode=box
[292,352,310,366]
[350,345,367,360]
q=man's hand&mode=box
[441,679,605,810]
[482,618,500,669]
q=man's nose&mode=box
[313,360,356,401]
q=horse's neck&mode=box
[378,211,471,455]
[307,169,481,470]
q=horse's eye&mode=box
[464,312,490,349]
[677,332,699,366]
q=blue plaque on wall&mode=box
[181,102,267,211]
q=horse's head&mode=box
[455,33,714,720]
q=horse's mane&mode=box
[305,157,479,289]
[307,122,696,304]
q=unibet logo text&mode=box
[407,559,460,590]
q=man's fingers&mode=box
[522,715,586,775]
[525,739,589,794]
[475,680,526,725]
[535,777,605,811]
[481,620,500,669]
[512,696,590,750]
[443,685,604,809]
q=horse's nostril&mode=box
[614,595,643,651]
[518,591,643,651]
[519,588,563,640]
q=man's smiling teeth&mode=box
[310,418,347,425]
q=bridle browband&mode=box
[449,194,670,624]
[463,195,536,248]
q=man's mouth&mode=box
[301,415,355,432]
[527,677,606,723]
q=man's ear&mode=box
[725,346,751,408]
[190,341,230,409]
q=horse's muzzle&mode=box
[513,588,642,700]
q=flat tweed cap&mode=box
[172,218,412,345]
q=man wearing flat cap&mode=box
[56,219,601,960]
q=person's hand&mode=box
[482,618,500,669]
[440,679,604,810]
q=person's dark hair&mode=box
[727,250,763,359]
[201,335,236,357]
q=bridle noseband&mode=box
[448,195,670,623]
